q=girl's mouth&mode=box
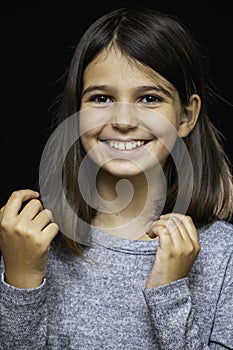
[103,140,151,151]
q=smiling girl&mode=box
[0,6,233,349]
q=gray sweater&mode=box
[0,220,233,349]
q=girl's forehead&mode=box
[85,47,150,76]
[84,47,176,92]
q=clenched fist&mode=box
[145,213,200,289]
[0,189,59,288]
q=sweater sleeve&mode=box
[143,278,204,349]
[143,253,233,350]
[209,252,233,348]
[0,273,48,350]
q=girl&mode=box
[0,6,233,349]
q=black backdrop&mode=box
[1,0,233,207]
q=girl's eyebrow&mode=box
[81,84,173,98]
[135,85,173,98]
[82,85,116,97]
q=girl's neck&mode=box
[92,167,166,239]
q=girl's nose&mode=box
[111,121,136,131]
[111,103,138,131]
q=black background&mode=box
[1,0,233,207]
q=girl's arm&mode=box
[0,189,59,349]
[0,274,48,349]
[144,215,233,349]
[144,253,233,349]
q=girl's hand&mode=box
[0,189,59,288]
[145,213,200,289]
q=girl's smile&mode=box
[100,137,155,156]
[102,139,151,151]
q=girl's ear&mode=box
[178,94,201,138]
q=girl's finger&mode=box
[160,213,200,248]
[19,198,43,220]
[42,222,59,246]
[157,217,186,249]
[3,189,40,220]
[147,217,181,239]
[149,224,173,248]
[32,209,53,232]
[0,205,6,221]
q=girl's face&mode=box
[80,47,198,178]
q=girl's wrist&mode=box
[4,271,45,289]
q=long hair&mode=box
[41,6,233,255]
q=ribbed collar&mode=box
[90,226,159,255]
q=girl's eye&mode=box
[139,95,163,104]
[90,95,113,104]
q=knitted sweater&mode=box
[0,220,233,349]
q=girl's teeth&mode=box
[106,141,145,150]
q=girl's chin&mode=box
[100,160,159,178]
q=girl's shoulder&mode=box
[198,220,233,250]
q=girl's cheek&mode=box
[144,125,178,150]
[150,141,172,166]
[80,130,100,152]
[79,107,112,135]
